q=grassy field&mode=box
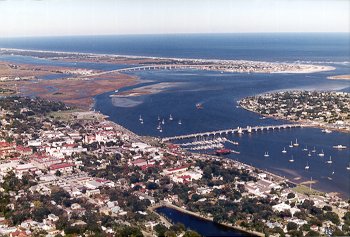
[49,109,83,121]
[293,184,325,196]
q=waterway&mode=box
[94,68,350,197]
[156,207,253,236]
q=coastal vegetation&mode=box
[239,90,350,132]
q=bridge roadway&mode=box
[87,64,225,76]
[162,124,307,142]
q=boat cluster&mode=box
[180,137,228,147]
[179,136,239,153]
[264,138,350,172]
[138,114,182,133]
[187,142,225,151]
[180,137,225,151]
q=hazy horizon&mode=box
[0,0,349,37]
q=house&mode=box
[47,214,59,222]
[15,163,38,175]
[272,203,299,216]
[85,180,103,190]
[163,165,189,175]
[86,189,100,196]
[49,162,75,174]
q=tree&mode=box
[154,224,168,237]
[287,222,298,232]
[118,226,143,237]
[343,211,350,225]
[183,230,201,237]
[322,205,332,211]
[146,182,159,190]
[305,230,320,236]
[287,192,295,199]
[32,206,50,222]
[324,211,340,225]
[332,228,345,237]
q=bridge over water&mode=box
[162,124,307,142]
[88,64,226,76]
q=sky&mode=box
[0,0,349,37]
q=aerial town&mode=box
[0,96,349,237]
[239,91,350,133]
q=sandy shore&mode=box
[274,65,335,74]
[327,74,350,80]
[1,47,336,74]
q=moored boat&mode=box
[333,144,347,149]
[305,162,310,170]
[282,147,287,153]
[293,138,299,147]
[196,103,203,109]
[215,149,231,155]
[318,149,325,157]
[289,155,295,163]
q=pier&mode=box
[162,124,307,142]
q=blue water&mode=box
[94,69,350,197]
[0,33,349,62]
[0,34,349,234]
[156,207,252,236]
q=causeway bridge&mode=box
[88,64,224,76]
[162,124,307,142]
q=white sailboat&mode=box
[293,138,299,147]
[303,145,308,151]
[178,120,182,125]
[157,115,161,121]
[326,156,333,164]
[346,163,350,171]
[289,141,293,148]
[305,162,310,170]
[264,152,269,157]
[318,149,325,157]
[289,155,295,163]
[312,147,316,153]
[139,115,143,121]
[308,151,312,157]
[282,147,287,153]
[169,114,173,121]
[161,119,165,125]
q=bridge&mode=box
[87,64,227,77]
[162,124,307,142]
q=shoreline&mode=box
[0,47,335,74]
[239,104,350,134]
[327,74,350,80]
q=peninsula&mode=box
[239,91,350,133]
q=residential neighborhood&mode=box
[0,96,349,237]
[239,91,350,132]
